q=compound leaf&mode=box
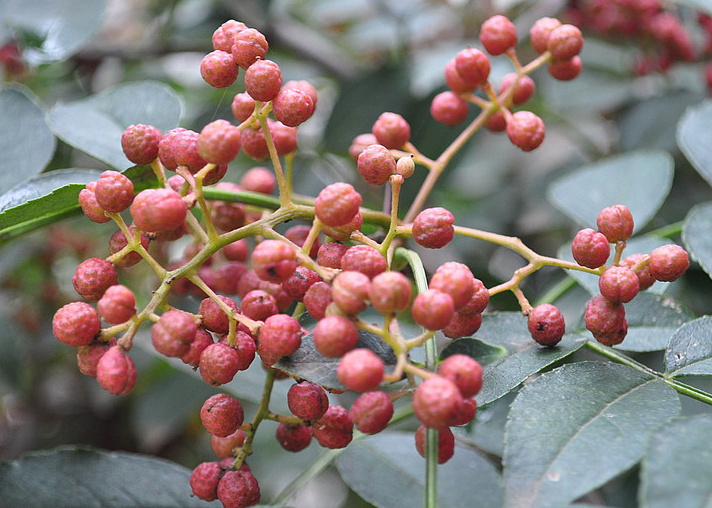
[664,315,712,377]
[503,362,680,508]
[682,202,712,279]
[337,431,503,508]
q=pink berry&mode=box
[499,73,535,105]
[620,253,655,291]
[244,59,282,102]
[198,119,241,165]
[152,310,197,358]
[430,91,469,126]
[357,144,396,186]
[340,244,388,280]
[445,58,476,93]
[303,281,333,320]
[584,295,626,341]
[411,289,455,331]
[530,17,562,54]
[315,182,362,227]
[349,133,379,161]
[649,244,690,282]
[429,262,475,309]
[317,242,349,269]
[72,257,118,301]
[415,425,455,464]
[77,340,114,377]
[231,28,268,69]
[548,56,582,80]
[96,345,137,395]
[412,376,464,428]
[223,239,250,262]
[311,405,353,449]
[442,311,483,339]
[78,182,110,223]
[52,301,101,347]
[599,266,640,304]
[212,20,247,52]
[276,423,312,452]
[130,188,187,233]
[272,88,315,127]
[572,228,610,268]
[313,315,359,358]
[121,124,162,165]
[372,112,410,149]
[200,393,244,437]
[284,224,320,258]
[210,428,246,458]
[217,469,261,508]
[287,381,329,421]
[231,92,256,122]
[108,226,150,268]
[458,278,490,315]
[597,205,634,243]
[241,289,279,321]
[350,391,393,434]
[199,342,240,386]
[438,354,483,397]
[485,111,507,132]
[506,111,545,151]
[282,266,322,302]
[257,314,303,366]
[157,127,186,171]
[199,296,240,335]
[181,328,215,368]
[547,24,584,60]
[94,170,134,213]
[97,285,136,324]
[368,271,412,314]
[190,462,222,501]
[201,50,239,88]
[331,271,371,315]
[412,207,455,249]
[321,213,363,242]
[172,129,208,174]
[251,239,297,284]
[270,121,298,155]
[480,15,518,56]
[240,166,276,194]
[527,304,566,346]
[454,48,491,87]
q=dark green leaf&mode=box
[547,150,674,233]
[0,447,221,507]
[453,391,516,457]
[0,85,56,194]
[640,414,712,508]
[440,337,507,366]
[664,316,712,377]
[677,100,712,186]
[275,330,397,390]
[47,81,181,170]
[0,0,106,64]
[503,362,680,508]
[0,168,100,212]
[683,202,712,279]
[474,313,586,407]
[336,432,503,508]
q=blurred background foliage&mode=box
[1,0,712,506]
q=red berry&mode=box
[287,381,329,421]
[157,127,186,171]
[317,242,349,269]
[201,50,239,88]
[210,182,246,232]
[96,345,137,395]
[198,120,241,165]
[412,375,464,428]
[276,423,312,452]
[527,304,566,346]
[212,20,247,52]
[72,257,118,301]
[368,271,412,314]
[303,281,333,320]
[272,88,315,127]
[173,129,208,174]
[240,166,276,194]
[231,28,268,69]
[200,296,240,335]
[499,73,535,105]
[257,314,303,366]
[357,144,396,186]
[130,188,187,233]
[151,310,197,357]
[284,224,319,258]
[340,244,387,280]
[412,207,455,249]
[244,59,282,102]
[210,428,246,459]
[181,328,215,368]
[109,226,150,268]
[190,462,222,501]
[121,124,162,165]
[442,311,483,339]
[599,266,640,304]
[445,58,476,93]
[649,244,690,282]
[597,205,634,243]
[282,266,321,302]
[313,315,359,358]
[480,15,518,55]
[94,170,134,213]
[199,342,240,386]
[506,110,545,151]
[213,261,248,295]
[548,56,582,80]
[200,393,244,437]
[217,469,261,508]
[223,239,250,262]
[337,348,385,392]
[77,341,114,378]
[430,91,469,126]
[458,278,489,315]
[52,301,101,347]
[283,80,318,106]
[438,354,483,397]
[315,182,362,227]
[78,182,110,223]
[530,17,562,54]
[372,112,410,149]
[485,111,507,132]
[241,290,278,321]
[547,24,583,60]
[454,48,491,87]
[572,228,610,268]
[97,285,135,325]
[595,318,628,347]
[450,397,477,426]
[411,289,455,331]
[251,239,297,284]
[350,391,393,434]
[349,133,379,161]
[332,271,371,315]
[415,425,455,464]
[429,262,475,309]
[231,92,256,122]
[321,213,363,242]
[312,405,354,449]
[620,253,655,291]
[221,331,257,371]
[584,295,626,340]
[270,121,298,155]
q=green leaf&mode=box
[678,100,712,186]
[275,329,397,390]
[0,85,56,194]
[439,337,507,366]
[0,0,106,64]
[664,316,712,377]
[47,81,182,170]
[336,432,503,508]
[503,362,680,508]
[453,391,516,457]
[0,446,221,507]
[474,313,587,407]
[547,150,674,233]
[640,414,712,508]
[683,202,712,279]
[0,168,100,212]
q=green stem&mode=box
[256,107,291,207]
[647,220,684,238]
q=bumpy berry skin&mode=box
[450,397,477,426]
[78,182,110,223]
[200,393,244,437]
[157,127,186,171]
[217,469,261,508]
[212,20,247,52]
[499,73,535,105]
[73,257,119,301]
[121,124,162,165]
[213,261,248,295]
[315,183,362,228]
[94,170,134,213]
[317,242,349,269]
[458,278,490,315]
[276,423,312,452]
[530,17,562,54]
[173,129,208,174]
[282,266,321,302]
[438,354,483,398]
[210,428,246,459]
[350,391,393,434]
[313,315,359,358]
[649,244,690,282]
[251,240,297,284]
[412,207,455,249]
[199,342,240,386]
[231,92,256,122]
[244,59,282,102]
[372,112,410,149]
[599,266,640,304]
[77,341,114,377]
[507,111,545,151]
[597,205,634,243]
[547,24,584,61]
[429,262,475,309]
[415,425,455,464]
[270,121,298,155]
[96,345,137,395]
[357,144,396,186]
[272,88,315,127]
[349,133,379,161]
[442,311,483,339]
[198,119,241,165]
[340,245,388,280]
[527,304,566,347]
[454,48,491,87]
[332,271,371,315]
[595,318,628,347]
[287,381,329,421]
[152,310,197,358]
[201,50,239,88]
[257,314,303,366]
[241,290,278,321]
[304,281,333,320]
[337,348,385,392]
[239,167,274,196]
[445,58,476,93]
[584,295,626,340]
[431,91,469,126]
[548,56,582,81]
[312,405,354,449]
[368,271,412,314]
[130,188,187,233]
[413,376,464,428]
[620,253,655,291]
[321,213,363,242]
[190,462,222,501]
[97,285,135,325]
[411,289,455,331]
[572,228,610,268]
[231,28,268,69]
[480,15,517,56]
[222,331,257,371]
[200,296,240,335]
[53,302,101,346]
[109,226,150,268]
[181,328,214,368]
